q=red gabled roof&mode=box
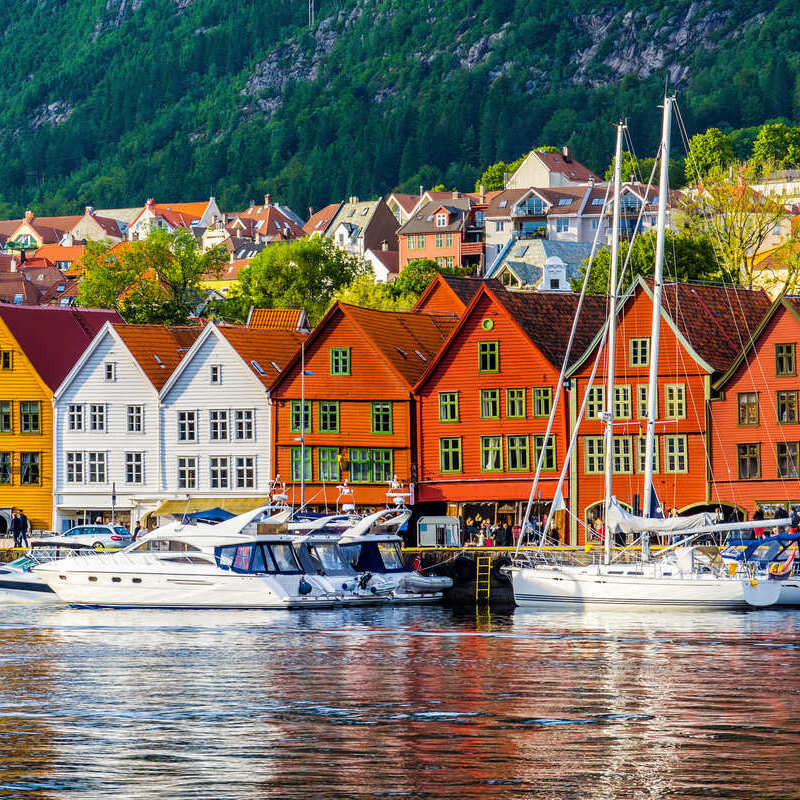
[387,193,421,214]
[413,274,502,313]
[0,274,41,305]
[303,203,341,236]
[534,150,600,183]
[0,305,122,390]
[248,308,307,331]
[369,249,400,275]
[34,244,87,264]
[217,327,307,388]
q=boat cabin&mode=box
[215,540,302,575]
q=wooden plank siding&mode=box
[0,317,53,532]
[710,300,800,515]
[569,286,712,541]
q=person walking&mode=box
[133,521,142,542]
[753,503,765,539]
[790,506,799,536]
[9,511,21,549]
[17,510,29,548]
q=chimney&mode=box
[24,210,33,222]
[381,239,388,251]
[480,184,486,203]
[264,194,271,206]
[349,196,359,204]
[562,145,572,162]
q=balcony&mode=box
[461,241,484,256]
[512,202,547,217]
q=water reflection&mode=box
[0,606,798,798]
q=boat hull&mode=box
[0,568,58,604]
[509,565,780,610]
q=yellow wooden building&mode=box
[0,305,120,535]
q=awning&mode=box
[145,497,268,521]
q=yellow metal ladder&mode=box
[475,556,492,602]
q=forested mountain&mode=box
[0,0,795,216]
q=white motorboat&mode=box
[33,505,359,609]
[721,535,800,606]
[339,508,453,603]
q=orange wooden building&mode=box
[413,283,606,531]
[567,277,770,543]
[269,303,457,509]
[710,296,800,516]
[413,273,502,315]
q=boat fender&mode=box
[750,578,758,587]
[370,586,377,594]
[298,578,313,595]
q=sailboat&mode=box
[507,99,782,610]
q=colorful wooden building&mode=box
[413,273,501,316]
[566,278,771,543]
[269,303,457,508]
[0,304,121,534]
[413,283,606,533]
[710,296,800,516]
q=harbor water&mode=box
[1,605,799,799]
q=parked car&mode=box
[33,524,132,551]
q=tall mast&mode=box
[642,96,673,518]
[603,122,625,566]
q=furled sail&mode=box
[606,497,713,535]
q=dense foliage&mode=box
[1,0,800,216]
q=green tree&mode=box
[236,237,368,325]
[335,273,415,311]
[685,128,734,178]
[572,230,721,295]
[474,153,527,191]
[751,122,800,169]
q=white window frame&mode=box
[68,404,83,431]
[235,456,255,489]
[127,405,144,434]
[235,409,254,441]
[87,451,107,483]
[89,404,106,432]
[177,456,198,489]
[209,409,229,441]
[66,451,83,483]
[178,410,197,442]
[210,364,222,384]
[104,362,116,382]
[209,456,230,489]
[125,452,144,484]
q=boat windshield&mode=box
[308,544,350,574]
[341,541,406,573]
[216,543,301,574]
[270,543,300,573]
[133,539,200,553]
[378,542,404,569]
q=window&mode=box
[178,456,198,489]
[88,452,107,483]
[612,436,633,473]
[613,386,631,419]
[435,232,444,248]
[0,401,10,433]
[435,212,447,227]
[506,389,525,419]
[584,437,604,474]
[127,405,143,433]
[319,448,339,482]
[777,390,798,424]
[348,449,393,482]
[235,456,255,489]
[20,452,39,485]
[372,449,393,482]
[495,221,505,232]
[234,409,254,440]
[737,392,759,426]
[126,453,143,484]
[664,384,686,419]
[210,365,222,384]
[636,385,651,419]
[67,404,82,431]
[445,232,454,247]
[209,456,229,489]
[0,452,9,485]
[478,341,499,373]
[556,218,570,233]
[480,389,500,419]
[629,338,650,367]
[0,351,11,370]
[777,442,799,478]
[104,362,116,382]
[319,402,339,433]
[533,435,556,471]
[481,436,503,471]
[532,387,552,417]
[178,410,197,441]
[290,401,311,433]
[371,402,392,433]
[636,436,659,473]
[416,234,425,248]
[20,401,40,434]
[776,343,796,376]
[435,256,455,268]
[586,386,605,419]
[66,452,83,483]
[737,443,760,480]
[439,392,459,422]
[209,410,228,440]
[507,435,530,471]
[664,435,688,473]
[440,438,462,473]
[89,404,105,433]
[290,447,312,482]
[330,348,351,376]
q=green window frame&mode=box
[532,387,552,418]
[0,452,10,484]
[330,347,351,376]
[20,401,40,434]
[777,390,798,424]
[318,401,339,433]
[737,442,760,480]
[776,343,796,377]
[478,341,499,373]
[637,384,653,419]
[371,402,393,434]
[319,447,340,482]
[290,400,311,433]
[372,449,393,482]
[629,337,650,367]
[584,436,604,474]
[439,438,462,473]
[439,392,459,422]
[506,388,525,419]
[0,401,10,433]
[613,385,631,419]
[20,452,40,485]
[664,384,686,419]
[480,436,503,472]
[533,435,556,471]
[350,448,384,483]
[480,389,500,419]
[507,435,530,471]
[664,435,688,474]
[636,435,659,473]
[290,447,312,481]
[737,392,759,426]
[612,436,633,474]
[586,386,605,420]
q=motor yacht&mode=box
[720,534,800,606]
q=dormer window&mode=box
[104,363,116,382]
[435,213,447,227]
